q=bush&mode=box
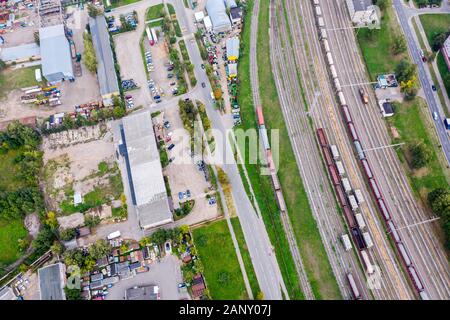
[83,32,97,73]
[408,141,431,169]
[60,228,77,241]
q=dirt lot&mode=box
[0,6,38,48]
[0,8,101,123]
[42,123,122,215]
[159,106,219,226]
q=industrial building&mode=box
[0,43,41,64]
[118,111,173,230]
[39,24,74,83]
[205,0,232,33]
[89,15,120,106]
[38,263,66,300]
[442,36,450,71]
[345,0,379,27]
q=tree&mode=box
[64,286,83,300]
[88,239,112,260]
[32,224,56,255]
[374,0,387,11]
[392,34,407,55]
[50,241,63,256]
[432,32,448,52]
[0,59,5,71]
[45,211,59,230]
[84,215,100,228]
[150,228,168,246]
[60,228,77,241]
[87,3,100,18]
[428,188,450,217]
[395,59,417,83]
[213,88,223,100]
[408,141,431,169]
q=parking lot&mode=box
[159,105,219,225]
[105,255,189,300]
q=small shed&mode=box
[194,11,204,22]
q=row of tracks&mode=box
[320,0,450,299]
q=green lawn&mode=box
[230,217,261,297]
[146,3,165,21]
[419,14,450,51]
[106,0,141,9]
[0,219,28,266]
[0,148,28,191]
[387,100,449,199]
[0,67,43,100]
[192,219,248,299]
[167,3,176,15]
[437,52,450,99]
[357,4,406,79]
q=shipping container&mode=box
[342,178,351,193]
[362,232,373,248]
[355,213,366,230]
[341,234,352,251]
[336,161,345,176]
[349,195,358,211]
[330,145,339,159]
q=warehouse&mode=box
[0,43,41,64]
[39,24,74,83]
[38,263,66,300]
[118,111,173,229]
[89,16,120,106]
[205,0,231,33]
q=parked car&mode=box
[178,192,183,200]
[201,64,205,69]
[164,121,170,129]
[168,143,175,150]
[433,111,438,121]
[432,84,437,91]
[201,82,206,88]
[186,189,191,198]
[208,197,216,205]
[165,241,172,254]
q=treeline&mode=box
[428,188,450,249]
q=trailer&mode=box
[341,234,352,251]
[146,26,154,45]
[107,231,121,240]
[151,28,158,44]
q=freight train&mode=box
[311,0,429,300]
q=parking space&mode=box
[105,255,189,300]
[158,105,219,225]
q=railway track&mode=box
[268,0,371,299]
[278,0,416,299]
[249,0,314,300]
[320,0,450,299]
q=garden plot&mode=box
[42,124,125,218]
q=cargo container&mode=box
[334,78,341,92]
[342,178,351,193]
[317,16,325,27]
[336,161,345,176]
[347,273,362,300]
[388,221,400,243]
[398,243,412,267]
[355,213,366,230]
[361,250,374,274]
[341,234,352,251]
[330,145,339,159]
[323,39,330,53]
[338,91,346,105]
[342,105,352,123]
[354,189,364,204]
[326,52,334,65]
[315,6,322,16]
[330,64,338,79]
[377,198,390,221]
[362,232,373,248]
[349,195,358,211]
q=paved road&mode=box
[393,0,450,165]
[167,0,288,300]
[320,0,450,299]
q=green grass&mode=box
[0,219,28,266]
[107,0,141,9]
[0,148,27,191]
[387,99,449,199]
[192,219,248,299]
[256,0,340,299]
[357,5,407,79]
[437,52,450,100]
[146,3,165,21]
[230,217,261,297]
[419,14,450,51]
[167,3,176,15]
[0,67,43,100]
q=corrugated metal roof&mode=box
[38,263,65,300]
[205,0,231,32]
[0,42,40,62]
[39,24,73,81]
[226,37,239,59]
[89,16,119,97]
[121,111,172,229]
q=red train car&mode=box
[329,165,341,186]
[348,122,359,141]
[256,106,265,126]
[343,205,357,228]
[377,198,391,221]
[271,172,281,191]
[361,159,373,179]
[336,185,347,207]
[342,105,353,124]
[322,146,334,167]
[369,178,382,200]
[316,128,328,147]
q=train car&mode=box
[344,206,357,228]
[341,234,353,251]
[320,28,327,40]
[334,78,342,92]
[271,172,281,191]
[377,198,391,221]
[323,39,330,53]
[348,122,359,141]
[408,266,424,291]
[347,273,362,300]
[259,125,270,150]
[354,189,364,204]
[326,52,334,65]
[275,190,287,213]
[361,250,375,274]
[348,194,358,211]
[338,91,346,106]
[342,105,353,124]
[352,227,366,250]
[355,213,366,230]
[315,5,322,16]
[419,291,429,300]
[388,221,401,243]
[336,161,345,176]
[398,243,412,267]
[361,159,373,178]
[342,178,352,193]
[322,146,334,166]
[316,128,328,147]
[329,165,341,186]
[330,145,340,159]
[330,64,338,79]
[354,140,365,160]
[362,232,373,248]
[266,150,276,172]
[369,178,382,200]
[256,106,265,126]
[336,185,348,207]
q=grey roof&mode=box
[121,111,172,229]
[224,0,237,8]
[39,24,73,81]
[205,0,231,32]
[226,37,240,59]
[38,263,66,300]
[0,43,40,62]
[0,286,16,300]
[230,7,243,20]
[89,16,119,97]
[125,285,159,300]
[352,0,373,11]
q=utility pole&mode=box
[363,142,405,153]
[306,91,321,116]
[390,217,441,233]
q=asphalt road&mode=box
[393,0,450,165]
[168,0,288,300]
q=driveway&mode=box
[105,255,190,300]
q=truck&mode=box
[107,231,121,240]
[359,88,369,104]
[444,118,450,130]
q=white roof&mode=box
[228,63,238,76]
[0,42,40,62]
[194,11,205,22]
[226,37,240,58]
[204,16,212,30]
[205,0,231,31]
